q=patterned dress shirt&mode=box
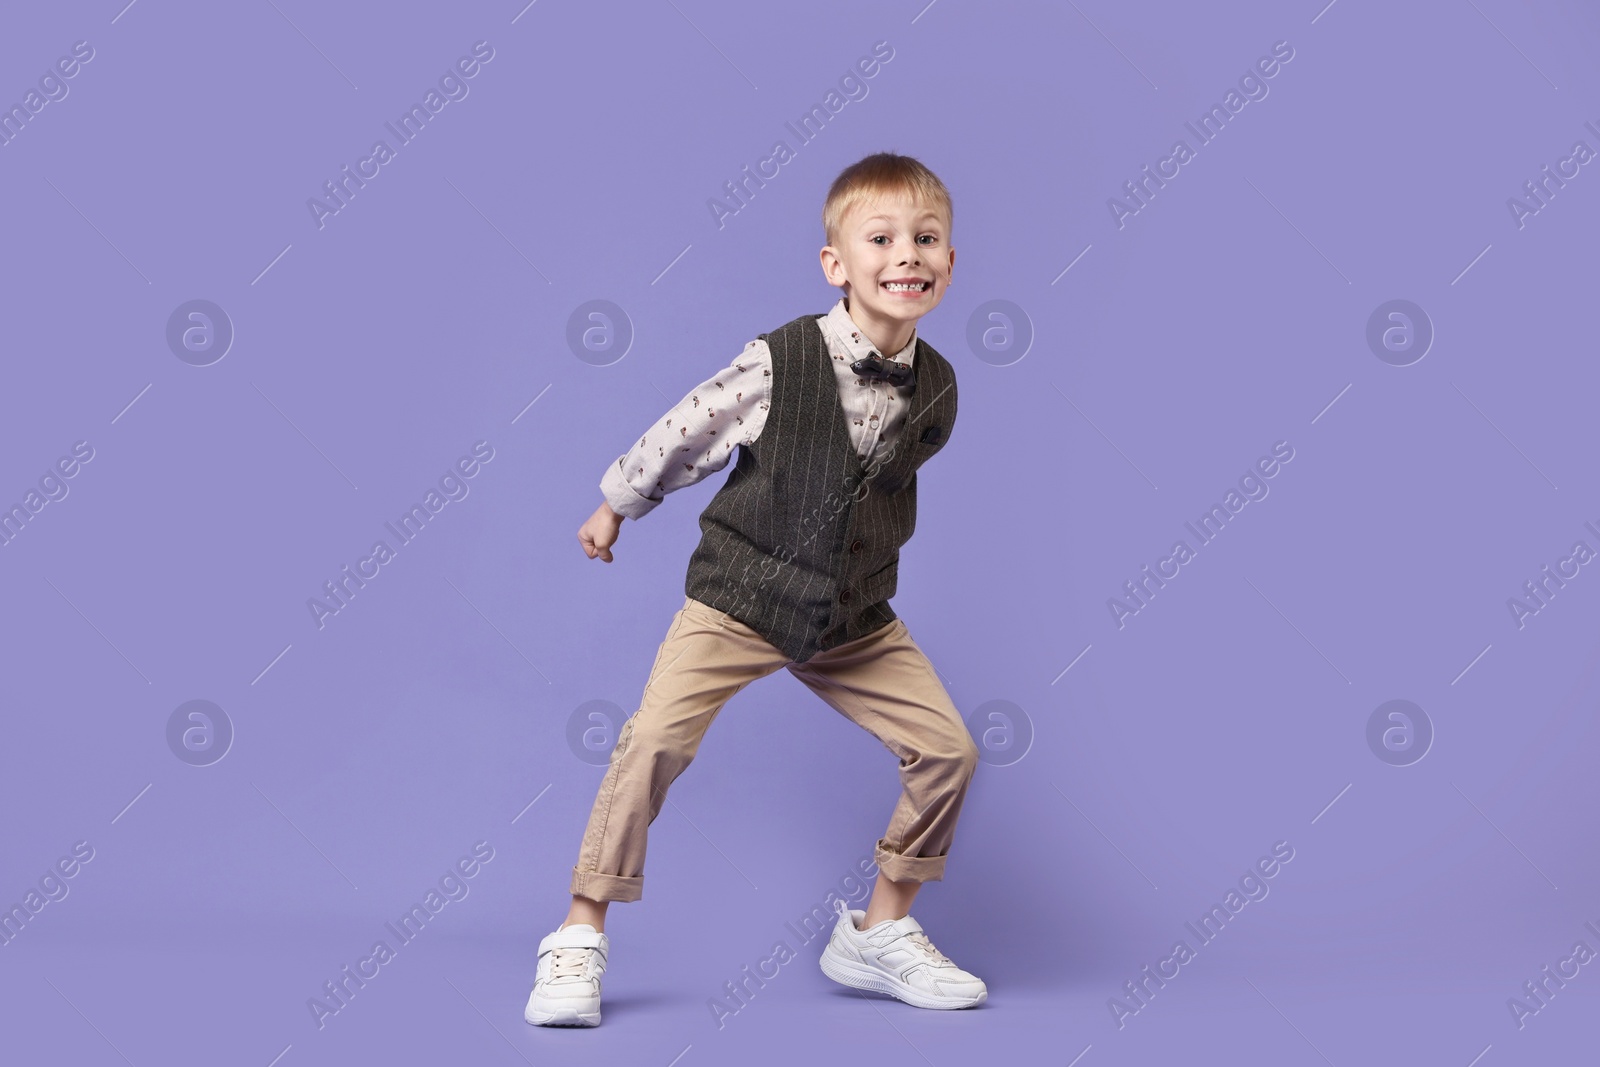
[600,297,918,520]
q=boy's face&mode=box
[819,191,955,343]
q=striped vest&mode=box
[683,310,958,663]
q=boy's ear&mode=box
[819,246,846,287]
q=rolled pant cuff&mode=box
[570,867,643,903]
[874,845,946,884]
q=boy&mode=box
[526,152,984,1027]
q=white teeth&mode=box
[884,282,927,291]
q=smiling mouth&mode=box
[881,281,930,293]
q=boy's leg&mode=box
[785,616,978,923]
[568,596,790,906]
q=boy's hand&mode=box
[578,501,624,562]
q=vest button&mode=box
[850,539,863,554]
[839,589,853,604]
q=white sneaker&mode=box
[818,898,987,1009]
[525,922,608,1027]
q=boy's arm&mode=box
[599,342,770,520]
[579,343,771,563]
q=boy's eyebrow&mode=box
[858,212,944,227]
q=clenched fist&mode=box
[578,500,624,562]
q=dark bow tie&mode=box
[851,352,915,388]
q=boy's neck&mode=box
[843,294,918,357]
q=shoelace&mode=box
[898,929,953,967]
[549,946,592,980]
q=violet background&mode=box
[2,0,1597,1063]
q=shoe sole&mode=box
[819,949,987,1010]
[525,1002,601,1027]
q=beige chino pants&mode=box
[569,596,979,903]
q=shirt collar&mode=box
[819,297,916,368]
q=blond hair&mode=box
[822,152,952,248]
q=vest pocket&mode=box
[910,434,945,468]
[856,560,899,604]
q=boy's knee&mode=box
[610,716,638,759]
[612,714,662,761]
[955,733,980,778]
[928,732,979,781]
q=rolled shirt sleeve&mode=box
[600,342,771,520]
